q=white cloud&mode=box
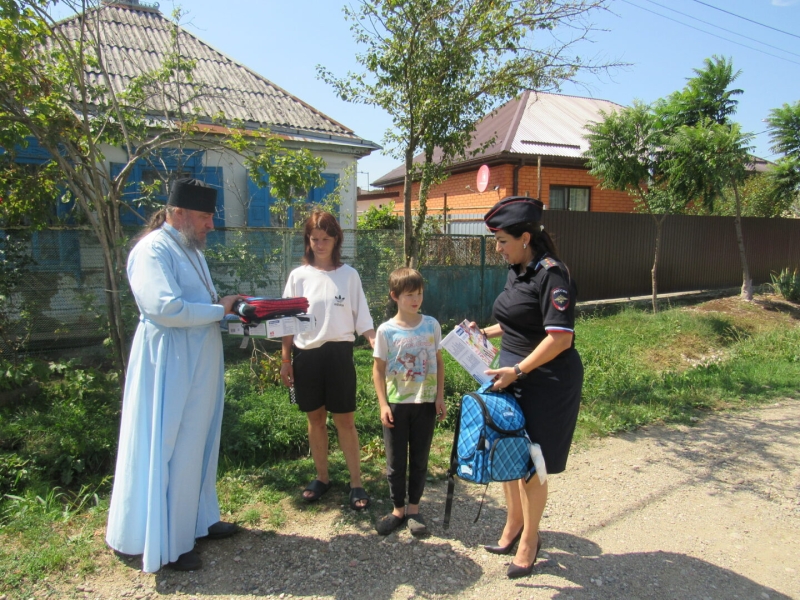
[772,0,799,6]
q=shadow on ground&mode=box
[518,532,790,599]
[148,529,481,599]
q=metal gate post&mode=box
[480,236,486,322]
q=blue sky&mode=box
[78,1,800,190]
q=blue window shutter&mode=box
[247,170,271,227]
[322,173,338,200]
[307,173,339,204]
[198,166,225,228]
[14,137,75,221]
[15,137,51,164]
[112,162,146,227]
[294,174,339,227]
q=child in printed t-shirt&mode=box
[372,268,446,537]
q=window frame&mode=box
[548,185,591,212]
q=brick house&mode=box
[370,91,635,232]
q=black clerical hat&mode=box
[168,178,217,213]
[484,196,544,231]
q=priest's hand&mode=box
[220,294,242,315]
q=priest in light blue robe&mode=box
[106,178,241,572]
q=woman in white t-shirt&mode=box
[280,210,375,510]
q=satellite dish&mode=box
[476,165,490,193]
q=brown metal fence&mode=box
[2,212,799,353]
[540,212,800,301]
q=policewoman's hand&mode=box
[484,366,517,391]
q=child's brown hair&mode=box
[386,267,424,318]
[389,267,424,298]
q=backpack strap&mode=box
[443,398,464,529]
[473,483,490,523]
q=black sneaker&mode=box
[406,513,428,537]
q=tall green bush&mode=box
[0,362,120,494]
[770,268,800,302]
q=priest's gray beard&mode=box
[177,224,206,251]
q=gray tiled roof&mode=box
[53,3,378,150]
[373,91,622,186]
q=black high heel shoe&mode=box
[506,533,542,579]
[483,529,522,555]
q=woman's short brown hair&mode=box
[302,210,343,267]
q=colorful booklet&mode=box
[441,319,500,385]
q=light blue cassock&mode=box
[106,223,225,573]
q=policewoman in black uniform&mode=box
[471,196,583,579]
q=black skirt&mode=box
[500,348,583,474]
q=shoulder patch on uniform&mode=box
[551,287,570,311]
[540,257,559,270]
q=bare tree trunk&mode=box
[732,180,753,301]
[651,214,666,313]
[403,148,414,267]
[410,149,435,269]
[92,191,129,380]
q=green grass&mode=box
[1,297,799,593]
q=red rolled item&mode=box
[232,296,309,324]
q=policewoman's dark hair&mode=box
[504,220,562,264]
[302,209,343,267]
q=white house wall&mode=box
[100,143,359,229]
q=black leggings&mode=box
[383,403,436,508]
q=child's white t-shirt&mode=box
[373,315,441,404]
[283,264,374,350]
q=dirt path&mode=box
[51,399,800,600]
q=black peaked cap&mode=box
[484,196,544,231]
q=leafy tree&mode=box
[227,130,327,227]
[586,56,757,308]
[664,120,755,300]
[357,202,401,230]
[656,56,743,128]
[0,231,34,357]
[0,1,326,374]
[657,57,756,301]
[585,102,687,312]
[698,173,795,218]
[766,101,800,217]
[320,0,612,266]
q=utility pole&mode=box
[358,171,370,191]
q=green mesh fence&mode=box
[1,228,496,355]
[1,228,112,355]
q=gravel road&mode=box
[53,399,800,600]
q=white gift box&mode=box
[227,314,316,339]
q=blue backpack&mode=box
[443,382,534,528]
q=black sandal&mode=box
[375,513,405,535]
[302,479,330,503]
[348,486,370,511]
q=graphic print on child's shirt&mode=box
[375,315,441,404]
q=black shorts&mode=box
[292,341,357,414]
